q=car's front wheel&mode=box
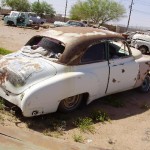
[139,74,150,93]
[58,94,83,112]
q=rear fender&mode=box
[21,72,100,117]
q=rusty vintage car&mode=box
[0,27,150,117]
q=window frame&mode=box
[107,39,132,60]
[80,40,107,64]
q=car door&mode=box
[78,41,109,101]
[106,40,139,95]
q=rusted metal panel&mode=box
[39,27,124,65]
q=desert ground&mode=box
[0,20,150,150]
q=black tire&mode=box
[139,74,150,93]
[139,46,148,54]
[58,94,83,112]
[7,21,14,26]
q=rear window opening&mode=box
[23,36,65,59]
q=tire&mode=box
[7,21,14,26]
[139,46,148,54]
[58,94,83,112]
[139,74,150,93]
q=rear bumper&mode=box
[0,87,22,108]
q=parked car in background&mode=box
[4,11,32,26]
[54,20,86,27]
[28,12,46,24]
[0,27,150,117]
[4,11,46,27]
[131,33,150,54]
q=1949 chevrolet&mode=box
[0,27,150,117]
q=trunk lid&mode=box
[0,52,57,94]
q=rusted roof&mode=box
[40,27,124,65]
[41,27,123,44]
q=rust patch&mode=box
[122,69,125,73]
[0,69,8,85]
[25,63,41,70]
[112,79,116,83]
[6,70,26,87]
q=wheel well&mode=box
[139,45,149,51]
[7,21,14,25]
[82,92,89,105]
[57,92,89,111]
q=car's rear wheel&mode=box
[139,46,148,54]
[139,74,150,93]
[58,94,83,112]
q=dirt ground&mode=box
[0,20,150,150]
[0,20,47,51]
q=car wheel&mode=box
[58,94,83,112]
[7,21,14,26]
[139,46,148,54]
[139,74,150,93]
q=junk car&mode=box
[131,33,150,54]
[54,20,86,27]
[0,27,150,117]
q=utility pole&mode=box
[64,0,68,22]
[126,0,134,31]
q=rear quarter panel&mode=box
[21,71,101,116]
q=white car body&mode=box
[131,33,150,53]
[0,27,150,117]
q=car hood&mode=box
[0,52,57,94]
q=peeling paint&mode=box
[0,68,8,85]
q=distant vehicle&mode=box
[54,20,86,27]
[131,33,150,54]
[4,11,46,26]
[4,11,32,26]
[28,12,46,24]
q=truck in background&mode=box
[4,11,46,27]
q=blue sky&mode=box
[2,0,150,28]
